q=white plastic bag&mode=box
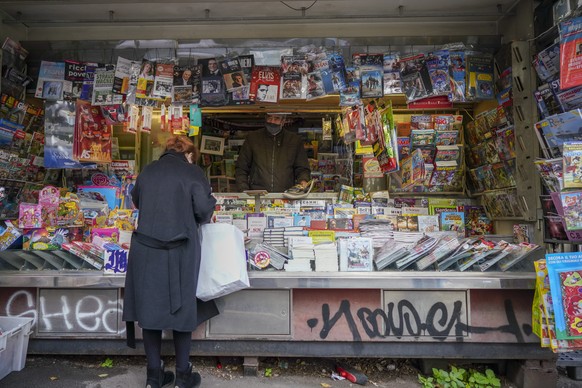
[197,223,250,301]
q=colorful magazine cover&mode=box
[546,252,582,340]
[561,191,582,230]
[63,60,87,100]
[559,16,582,90]
[74,100,112,163]
[563,141,582,188]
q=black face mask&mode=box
[266,123,283,136]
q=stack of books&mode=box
[283,226,306,247]
[313,242,338,271]
[285,236,314,271]
[262,227,285,247]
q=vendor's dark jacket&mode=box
[122,150,218,335]
[235,128,311,192]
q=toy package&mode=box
[18,203,42,229]
[22,227,83,250]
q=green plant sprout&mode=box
[417,365,501,388]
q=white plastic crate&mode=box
[0,316,34,381]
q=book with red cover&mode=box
[249,66,280,103]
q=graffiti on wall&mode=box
[306,298,531,342]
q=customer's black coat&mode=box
[123,150,218,332]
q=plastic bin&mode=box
[0,316,34,380]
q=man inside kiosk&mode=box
[235,113,313,198]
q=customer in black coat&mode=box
[123,135,217,388]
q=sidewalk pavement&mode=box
[3,355,582,387]
[0,355,422,388]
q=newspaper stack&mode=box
[314,241,339,271]
[251,243,290,270]
[359,219,396,249]
[374,232,424,270]
[285,236,314,271]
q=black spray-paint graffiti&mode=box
[306,299,531,342]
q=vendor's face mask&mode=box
[266,122,283,135]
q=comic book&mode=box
[440,211,466,237]
[399,148,425,189]
[464,205,493,236]
[495,126,516,160]
[465,53,494,101]
[429,164,458,186]
[435,145,461,165]
[410,129,435,147]
[559,16,582,89]
[434,130,459,146]
[560,191,582,230]
[563,142,582,188]
[397,136,411,160]
[249,65,280,103]
[426,50,451,96]
[416,145,436,165]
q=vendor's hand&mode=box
[299,180,309,189]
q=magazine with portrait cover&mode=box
[201,75,227,107]
[219,57,246,92]
[136,59,155,98]
[92,65,123,106]
[249,65,280,103]
[62,60,87,100]
[383,53,402,95]
[152,63,174,99]
[559,16,582,90]
[112,56,138,95]
[399,53,432,102]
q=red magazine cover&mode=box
[74,100,112,163]
[249,66,280,103]
[559,17,582,89]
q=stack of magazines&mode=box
[374,232,425,270]
[359,219,396,249]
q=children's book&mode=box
[435,145,461,165]
[440,211,465,237]
[410,129,435,147]
[561,191,582,230]
[434,130,459,146]
[562,141,582,188]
